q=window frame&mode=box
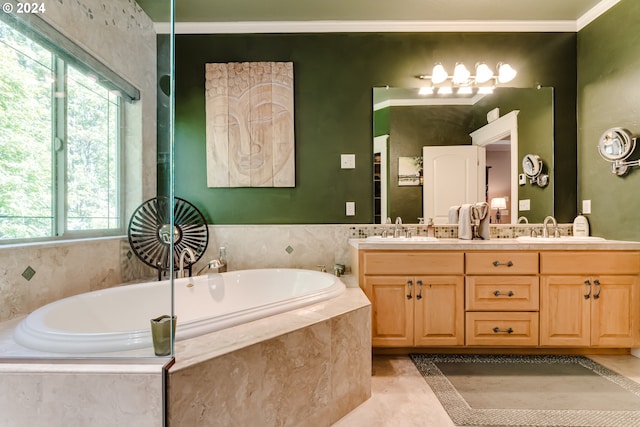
[0,16,133,244]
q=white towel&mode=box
[472,202,491,240]
[458,204,473,240]
[448,205,460,224]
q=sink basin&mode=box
[365,236,439,242]
[516,236,605,243]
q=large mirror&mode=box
[373,86,554,224]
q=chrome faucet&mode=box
[393,217,403,238]
[178,247,197,278]
[517,216,529,224]
[542,216,559,238]
[196,259,226,275]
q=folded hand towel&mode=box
[472,202,490,240]
[448,205,460,224]
[458,204,473,240]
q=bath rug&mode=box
[410,354,640,426]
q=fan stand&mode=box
[128,197,209,280]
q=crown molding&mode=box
[154,0,619,35]
[155,20,578,35]
[577,0,620,31]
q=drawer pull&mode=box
[416,280,423,300]
[492,327,514,334]
[584,279,591,300]
[493,290,515,297]
[593,279,601,300]
[492,260,514,267]
[406,279,413,300]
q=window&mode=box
[0,20,122,241]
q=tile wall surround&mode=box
[0,237,154,323]
[0,362,164,426]
[168,288,371,426]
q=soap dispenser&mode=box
[427,218,435,238]
[573,213,589,237]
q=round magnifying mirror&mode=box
[522,154,541,178]
[598,127,635,161]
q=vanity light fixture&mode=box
[417,62,516,96]
[598,127,638,176]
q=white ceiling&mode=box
[140,0,620,33]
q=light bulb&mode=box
[431,63,448,84]
[475,63,494,83]
[498,63,517,83]
[452,63,470,85]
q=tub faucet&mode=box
[393,217,403,238]
[196,259,226,275]
[542,216,559,238]
[178,247,197,278]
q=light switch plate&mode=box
[341,154,356,169]
[519,199,531,211]
[582,199,591,214]
[519,173,526,185]
[346,201,355,216]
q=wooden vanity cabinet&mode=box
[360,251,464,347]
[539,252,640,347]
[357,247,640,350]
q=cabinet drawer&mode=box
[466,252,538,274]
[362,251,464,275]
[466,276,539,311]
[540,251,640,275]
[466,312,539,346]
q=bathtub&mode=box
[13,268,346,354]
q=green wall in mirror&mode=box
[170,32,577,224]
[373,87,554,224]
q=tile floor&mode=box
[332,354,640,427]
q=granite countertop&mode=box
[349,237,640,251]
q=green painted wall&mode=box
[578,0,640,240]
[389,105,474,222]
[173,32,577,224]
[472,87,556,222]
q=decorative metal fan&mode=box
[128,197,209,279]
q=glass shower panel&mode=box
[0,0,175,359]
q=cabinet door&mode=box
[363,276,414,347]
[591,275,638,347]
[414,275,464,346]
[540,276,591,347]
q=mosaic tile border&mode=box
[349,224,573,240]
